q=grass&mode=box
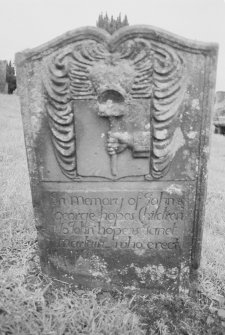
[0,93,225,334]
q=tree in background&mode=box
[96,13,129,34]
[6,61,17,94]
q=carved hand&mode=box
[107,131,133,155]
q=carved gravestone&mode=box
[16,26,218,293]
[0,60,7,93]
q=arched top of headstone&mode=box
[16,25,218,64]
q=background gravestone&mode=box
[214,91,225,134]
[16,25,218,294]
[0,60,7,93]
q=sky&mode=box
[0,0,224,89]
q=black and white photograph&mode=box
[0,0,225,334]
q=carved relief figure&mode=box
[43,38,186,180]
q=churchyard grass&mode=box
[0,93,225,334]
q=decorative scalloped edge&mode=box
[15,25,218,65]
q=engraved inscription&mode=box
[45,190,186,252]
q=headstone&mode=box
[214,91,225,134]
[0,60,7,93]
[15,26,218,294]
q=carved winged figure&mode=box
[43,37,186,179]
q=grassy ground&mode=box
[0,94,225,334]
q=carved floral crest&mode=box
[42,35,186,180]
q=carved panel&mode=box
[43,38,186,180]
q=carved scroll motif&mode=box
[43,38,186,179]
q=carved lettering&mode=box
[45,189,186,252]
[57,237,181,250]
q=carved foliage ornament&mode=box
[42,37,186,179]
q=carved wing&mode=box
[126,40,186,179]
[119,39,153,98]
[151,42,186,178]
[42,50,77,179]
[42,42,108,178]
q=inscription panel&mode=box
[38,181,195,291]
[50,189,186,251]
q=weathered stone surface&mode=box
[15,25,218,294]
[0,60,7,93]
[218,309,225,320]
